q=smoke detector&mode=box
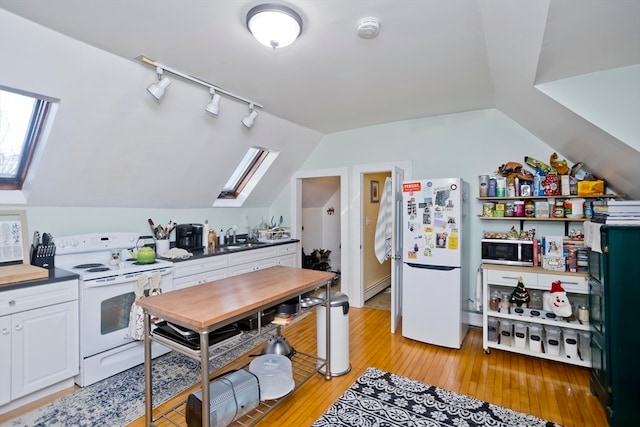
[357,17,380,39]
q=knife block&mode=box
[30,244,56,269]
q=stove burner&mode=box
[74,263,105,269]
[87,267,111,273]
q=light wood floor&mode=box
[127,307,606,427]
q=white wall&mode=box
[280,109,567,309]
[322,190,341,271]
[536,65,640,151]
[301,208,323,252]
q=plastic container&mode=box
[249,354,294,400]
[514,201,525,217]
[544,326,562,356]
[569,198,585,218]
[528,324,543,353]
[563,328,579,359]
[514,322,527,349]
[578,330,591,361]
[499,320,513,347]
[496,177,506,197]
[529,290,543,310]
[479,175,489,197]
[488,318,499,342]
[488,178,497,197]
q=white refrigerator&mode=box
[401,177,469,348]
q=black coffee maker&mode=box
[175,224,204,252]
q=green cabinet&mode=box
[589,225,640,426]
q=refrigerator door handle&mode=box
[404,262,458,271]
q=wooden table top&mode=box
[138,266,335,330]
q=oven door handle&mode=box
[83,269,172,288]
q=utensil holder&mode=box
[30,244,56,269]
[155,239,170,255]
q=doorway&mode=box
[362,172,392,304]
[291,162,411,332]
[290,168,349,294]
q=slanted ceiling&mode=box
[0,0,638,207]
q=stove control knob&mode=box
[70,238,79,247]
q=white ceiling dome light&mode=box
[246,3,303,49]
[357,17,381,39]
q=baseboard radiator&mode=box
[364,275,391,301]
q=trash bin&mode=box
[316,291,351,376]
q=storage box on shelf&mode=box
[482,264,590,367]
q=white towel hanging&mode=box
[374,177,393,264]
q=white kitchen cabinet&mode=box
[172,254,229,290]
[276,243,299,267]
[228,246,278,277]
[0,279,79,408]
[228,243,299,277]
[0,315,10,405]
[482,264,590,367]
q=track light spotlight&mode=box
[205,88,222,116]
[242,104,258,128]
[146,67,171,101]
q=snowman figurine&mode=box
[545,280,573,318]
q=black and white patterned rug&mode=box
[312,367,562,427]
[1,317,304,427]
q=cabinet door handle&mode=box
[563,281,580,285]
[1,328,9,335]
[8,299,16,306]
[501,276,520,280]
[15,324,23,332]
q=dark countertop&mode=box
[160,239,300,263]
[0,268,80,292]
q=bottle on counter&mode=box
[208,229,217,252]
[218,229,224,246]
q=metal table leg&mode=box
[200,329,210,427]
[143,309,153,426]
[325,279,331,380]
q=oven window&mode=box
[101,292,136,335]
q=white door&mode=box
[391,166,404,333]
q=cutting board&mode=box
[0,264,49,286]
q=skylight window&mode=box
[214,146,278,207]
[0,87,53,192]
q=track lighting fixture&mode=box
[242,104,258,128]
[146,67,171,101]
[205,88,221,116]
[246,3,303,49]
[137,55,262,126]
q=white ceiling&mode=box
[2,0,635,135]
[1,0,639,203]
